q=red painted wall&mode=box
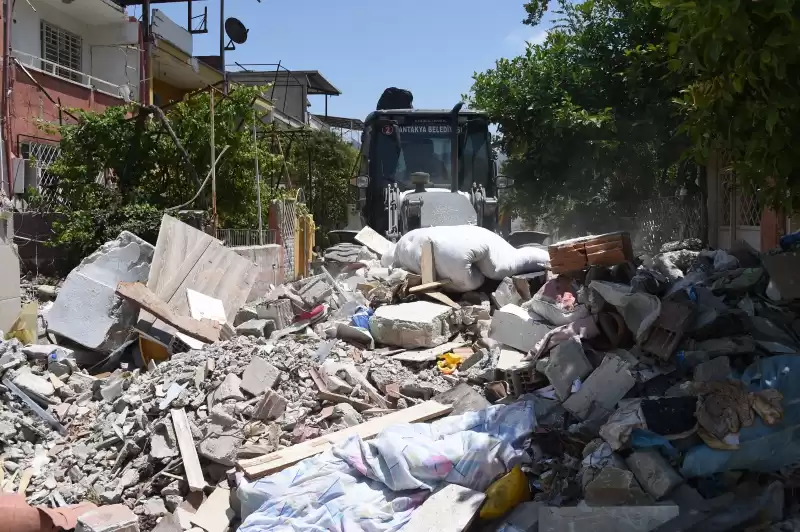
[10,65,123,153]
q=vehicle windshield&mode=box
[374,118,490,191]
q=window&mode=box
[40,21,82,83]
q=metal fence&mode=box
[215,229,276,247]
[633,194,704,254]
[21,142,63,210]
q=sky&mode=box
[147,0,557,121]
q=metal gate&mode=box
[718,171,761,250]
[276,199,297,279]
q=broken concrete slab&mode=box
[240,357,280,396]
[369,301,456,349]
[539,504,679,532]
[693,356,731,382]
[233,306,258,326]
[12,371,55,399]
[212,373,245,403]
[498,501,544,532]
[76,504,139,532]
[235,319,275,338]
[543,336,593,400]
[0,242,20,335]
[489,304,552,353]
[253,390,288,421]
[625,449,683,500]
[563,355,635,420]
[584,467,651,506]
[295,275,333,308]
[433,383,490,416]
[48,231,154,353]
[256,299,293,329]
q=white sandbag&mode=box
[382,226,550,292]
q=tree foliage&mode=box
[660,0,800,212]
[471,0,696,235]
[35,85,356,260]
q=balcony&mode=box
[11,49,135,100]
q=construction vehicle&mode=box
[326,88,547,256]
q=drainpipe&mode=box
[137,18,145,104]
[1,0,14,195]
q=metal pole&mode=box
[253,110,263,244]
[219,0,226,93]
[142,0,151,105]
[210,87,217,231]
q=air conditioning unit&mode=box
[24,160,43,191]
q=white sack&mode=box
[382,226,550,292]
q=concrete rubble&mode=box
[3,222,800,532]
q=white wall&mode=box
[233,73,307,123]
[11,0,139,99]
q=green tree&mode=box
[659,0,800,213]
[37,85,356,262]
[470,0,693,236]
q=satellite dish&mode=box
[225,18,249,45]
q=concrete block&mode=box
[0,243,20,334]
[539,504,679,532]
[233,306,258,326]
[48,231,154,352]
[625,449,683,500]
[563,355,635,420]
[76,504,139,532]
[253,390,288,421]
[235,318,275,338]
[232,244,284,302]
[369,301,456,349]
[693,356,730,382]
[213,373,245,403]
[489,304,552,353]
[12,371,55,398]
[256,299,293,329]
[544,337,593,400]
[295,275,333,308]
[499,501,544,532]
[584,466,651,506]
[496,346,526,372]
[240,357,281,396]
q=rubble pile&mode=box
[2,219,800,532]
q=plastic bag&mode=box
[5,302,38,345]
[383,226,549,292]
[350,306,373,329]
[480,464,531,519]
[524,277,589,326]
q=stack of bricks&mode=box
[548,232,633,274]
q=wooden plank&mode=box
[117,282,222,344]
[188,487,235,532]
[238,400,453,479]
[392,339,468,363]
[402,483,486,532]
[355,226,392,256]
[408,281,448,294]
[171,408,206,492]
[423,291,460,309]
[308,367,374,412]
[17,469,33,494]
[420,239,436,284]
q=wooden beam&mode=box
[238,401,453,479]
[402,483,486,532]
[17,469,33,494]
[171,408,206,492]
[408,281,448,294]
[420,239,435,284]
[423,291,460,309]
[116,282,222,344]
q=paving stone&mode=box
[240,357,281,396]
[563,355,635,420]
[489,304,552,353]
[76,504,140,532]
[544,336,593,400]
[625,449,683,500]
[584,467,651,506]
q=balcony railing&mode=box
[10,49,135,100]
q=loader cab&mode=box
[358,109,495,235]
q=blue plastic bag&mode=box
[351,306,374,329]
